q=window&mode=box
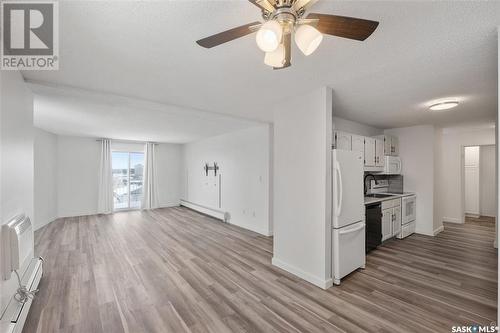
[112,151,144,210]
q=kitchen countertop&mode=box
[364,192,415,205]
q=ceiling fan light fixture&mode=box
[264,44,285,67]
[294,24,323,56]
[256,20,283,52]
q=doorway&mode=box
[112,151,145,210]
[463,145,496,224]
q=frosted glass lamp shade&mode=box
[256,20,283,52]
[264,44,285,67]
[295,24,323,56]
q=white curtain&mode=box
[97,139,113,214]
[142,142,159,210]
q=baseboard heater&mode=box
[0,257,43,333]
[0,214,43,333]
[180,200,229,222]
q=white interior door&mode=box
[464,146,480,216]
[332,150,364,228]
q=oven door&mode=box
[401,195,416,224]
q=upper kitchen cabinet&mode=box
[333,130,384,172]
[364,137,376,167]
[333,131,352,150]
[351,135,365,153]
[375,135,399,156]
[375,138,385,167]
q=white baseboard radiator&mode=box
[0,214,43,333]
[180,200,230,222]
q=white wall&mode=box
[57,136,100,217]
[332,116,383,137]
[435,126,495,224]
[272,87,332,289]
[433,127,444,232]
[181,124,271,236]
[157,143,182,207]
[56,136,182,217]
[0,71,34,320]
[480,145,496,217]
[385,125,436,236]
[34,129,58,229]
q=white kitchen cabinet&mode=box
[391,136,399,156]
[351,135,365,153]
[381,198,402,240]
[381,209,392,241]
[392,205,402,236]
[375,138,385,167]
[375,135,399,156]
[384,135,392,156]
[334,131,351,150]
[364,137,376,167]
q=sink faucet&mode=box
[364,174,378,195]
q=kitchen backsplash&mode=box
[365,174,404,194]
[387,175,404,194]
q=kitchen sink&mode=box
[365,193,394,198]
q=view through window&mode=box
[112,151,144,210]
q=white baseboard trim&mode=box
[272,257,333,290]
[34,216,58,231]
[433,225,444,236]
[158,202,181,209]
[443,216,461,224]
[232,221,273,237]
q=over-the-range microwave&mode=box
[382,156,402,175]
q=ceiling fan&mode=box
[196,0,379,69]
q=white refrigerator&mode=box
[332,149,366,285]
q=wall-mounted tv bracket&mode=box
[204,162,219,176]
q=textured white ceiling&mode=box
[31,83,260,143]
[24,0,500,131]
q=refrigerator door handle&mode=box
[336,161,343,216]
[339,223,365,235]
[334,164,340,216]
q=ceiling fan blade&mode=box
[248,0,275,13]
[292,0,318,12]
[196,21,261,48]
[297,18,319,26]
[306,13,379,41]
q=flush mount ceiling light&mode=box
[196,0,379,69]
[429,101,459,111]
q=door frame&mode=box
[460,144,497,225]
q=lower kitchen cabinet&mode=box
[381,198,402,241]
[381,209,392,241]
[392,206,402,236]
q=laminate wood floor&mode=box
[24,208,497,332]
